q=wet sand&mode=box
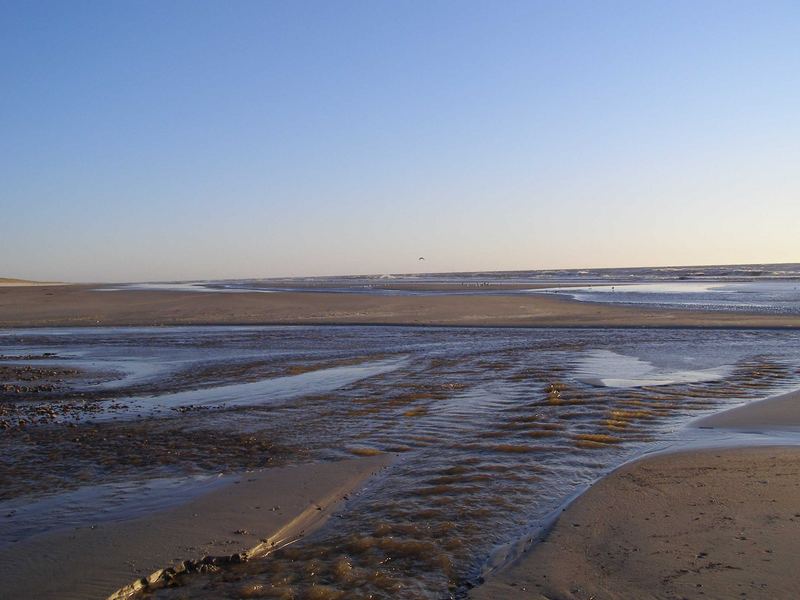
[0,456,390,600]
[5,326,800,598]
[473,390,800,600]
[3,292,800,598]
[695,388,800,432]
[2,284,800,328]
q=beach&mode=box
[2,286,800,598]
[0,456,390,600]
[7,0,800,596]
[2,284,800,328]
[472,390,800,600]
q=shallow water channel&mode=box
[2,326,800,599]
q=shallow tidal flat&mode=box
[2,326,800,599]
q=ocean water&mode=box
[534,280,800,315]
[193,262,800,287]
[104,262,800,314]
[3,325,800,598]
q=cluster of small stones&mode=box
[2,382,61,394]
[112,552,251,600]
[0,398,111,429]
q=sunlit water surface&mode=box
[535,280,800,314]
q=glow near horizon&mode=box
[1,1,798,282]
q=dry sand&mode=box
[472,390,800,600]
[0,456,390,600]
[0,278,63,287]
[2,284,800,328]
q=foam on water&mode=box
[96,282,278,293]
[535,280,800,314]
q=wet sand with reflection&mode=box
[2,327,800,599]
[473,385,800,600]
[0,457,390,600]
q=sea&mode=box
[108,262,800,315]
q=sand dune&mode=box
[0,277,62,287]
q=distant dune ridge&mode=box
[0,277,61,286]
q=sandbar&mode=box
[695,388,800,432]
[2,284,800,328]
[0,455,390,600]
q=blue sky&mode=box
[2,1,798,281]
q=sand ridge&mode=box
[695,388,800,432]
[2,284,800,328]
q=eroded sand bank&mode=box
[472,390,800,600]
[2,284,800,328]
[695,388,800,432]
[0,456,390,600]
[0,278,63,287]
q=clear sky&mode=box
[2,1,798,282]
